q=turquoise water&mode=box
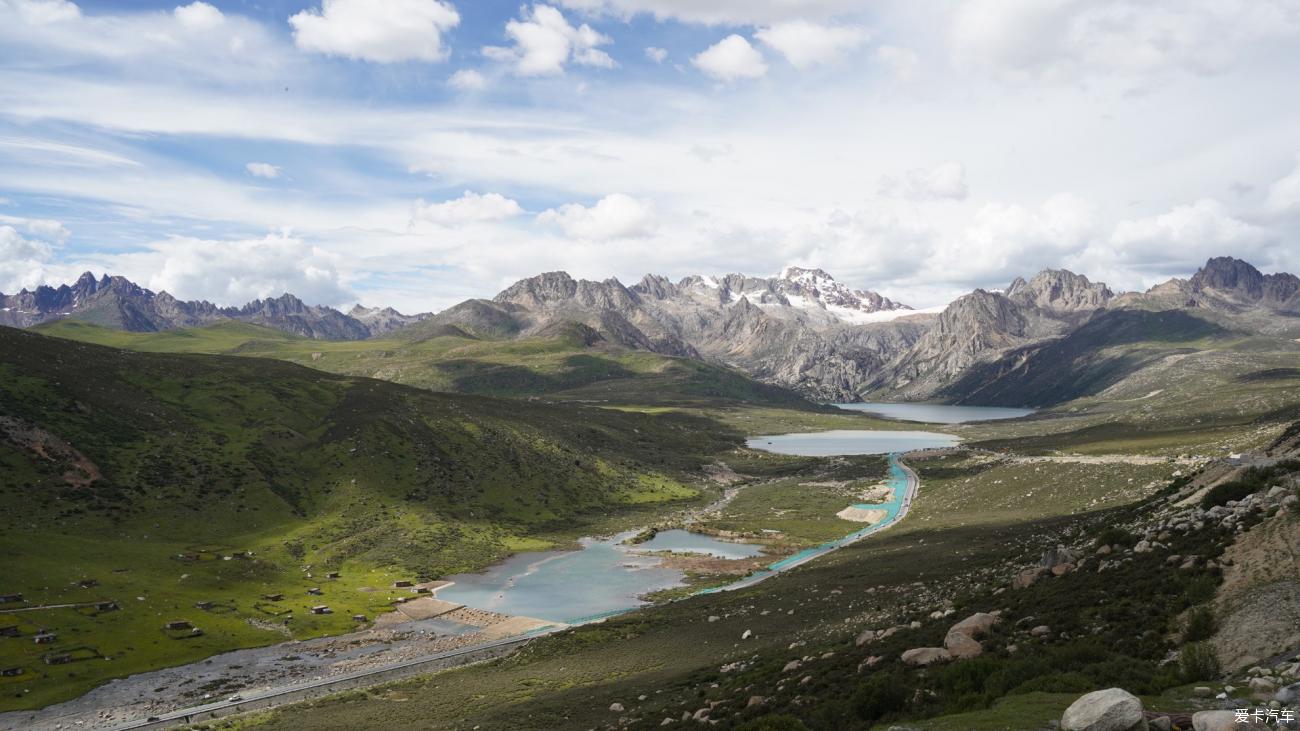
[835,402,1035,424]
[436,530,762,623]
[746,429,959,456]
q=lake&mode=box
[436,529,762,623]
[745,429,960,456]
[834,402,1035,424]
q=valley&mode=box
[1,256,1299,730]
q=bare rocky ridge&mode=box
[4,257,1297,404]
[0,272,424,340]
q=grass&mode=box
[0,326,742,710]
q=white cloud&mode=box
[483,5,615,77]
[1264,154,1300,216]
[0,0,288,83]
[645,46,667,63]
[554,0,865,26]
[875,45,919,80]
[692,35,767,82]
[930,193,1099,284]
[290,0,460,64]
[879,162,969,201]
[448,68,488,90]
[127,232,352,306]
[0,225,57,293]
[173,2,224,30]
[754,21,867,69]
[245,161,281,179]
[538,194,657,240]
[1109,199,1270,264]
[412,191,524,226]
[950,0,1300,83]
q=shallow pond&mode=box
[436,530,762,623]
[834,402,1035,424]
[746,429,960,456]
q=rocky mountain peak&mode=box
[1189,257,1300,309]
[494,271,579,308]
[1006,269,1113,313]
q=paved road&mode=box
[92,454,921,731]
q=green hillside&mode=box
[0,326,738,709]
[35,320,813,408]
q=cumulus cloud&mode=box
[950,0,1300,83]
[538,194,657,240]
[644,46,667,63]
[1109,199,1271,266]
[754,21,867,69]
[483,5,615,76]
[136,231,352,306]
[290,0,460,64]
[692,35,767,81]
[0,225,56,293]
[173,2,224,30]
[448,68,488,90]
[412,191,525,226]
[878,162,969,201]
[0,214,71,242]
[245,162,281,179]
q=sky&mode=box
[2,0,1300,314]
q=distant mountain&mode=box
[0,273,427,340]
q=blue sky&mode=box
[3,0,1300,313]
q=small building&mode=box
[33,633,56,644]
[306,587,323,596]
[95,601,119,612]
[44,654,72,665]
[310,605,331,615]
[352,614,366,622]
[326,572,340,579]
[0,667,22,677]
[262,593,284,602]
[78,579,98,589]
[194,601,215,610]
[164,620,192,631]
[0,593,23,604]
[189,628,205,637]
[414,587,431,594]
[0,626,19,637]
[392,580,413,588]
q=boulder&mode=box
[948,612,999,638]
[741,629,752,640]
[1013,567,1047,589]
[1148,716,1172,731]
[855,629,877,646]
[1060,688,1145,731]
[944,631,983,659]
[609,702,625,712]
[783,659,803,673]
[1030,625,1051,637]
[900,647,951,666]
[1248,676,1276,695]
[1051,562,1076,576]
[1276,681,1300,705]
[1192,686,1213,698]
[1041,546,1082,568]
[747,696,766,707]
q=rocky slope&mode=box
[0,272,426,339]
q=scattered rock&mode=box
[1148,716,1172,731]
[1013,567,1047,589]
[1030,625,1051,638]
[609,702,625,712]
[741,629,752,640]
[1051,562,1076,576]
[900,647,951,666]
[1276,681,1300,705]
[1060,688,1144,731]
[783,659,803,673]
[855,629,878,646]
[747,696,765,707]
[1192,686,1213,698]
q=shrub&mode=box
[852,673,909,723]
[735,715,810,731]
[1200,480,1256,509]
[1183,606,1216,643]
[1179,642,1222,682]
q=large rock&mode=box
[948,612,999,638]
[1277,680,1300,704]
[1060,688,1145,731]
[1013,567,1047,589]
[900,647,951,666]
[944,631,984,659]
[943,612,1000,659]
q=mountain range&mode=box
[5,257,1298,404]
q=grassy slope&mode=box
[34,320,814,409]
[0,327,740,710]
[227,352,1300,731]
